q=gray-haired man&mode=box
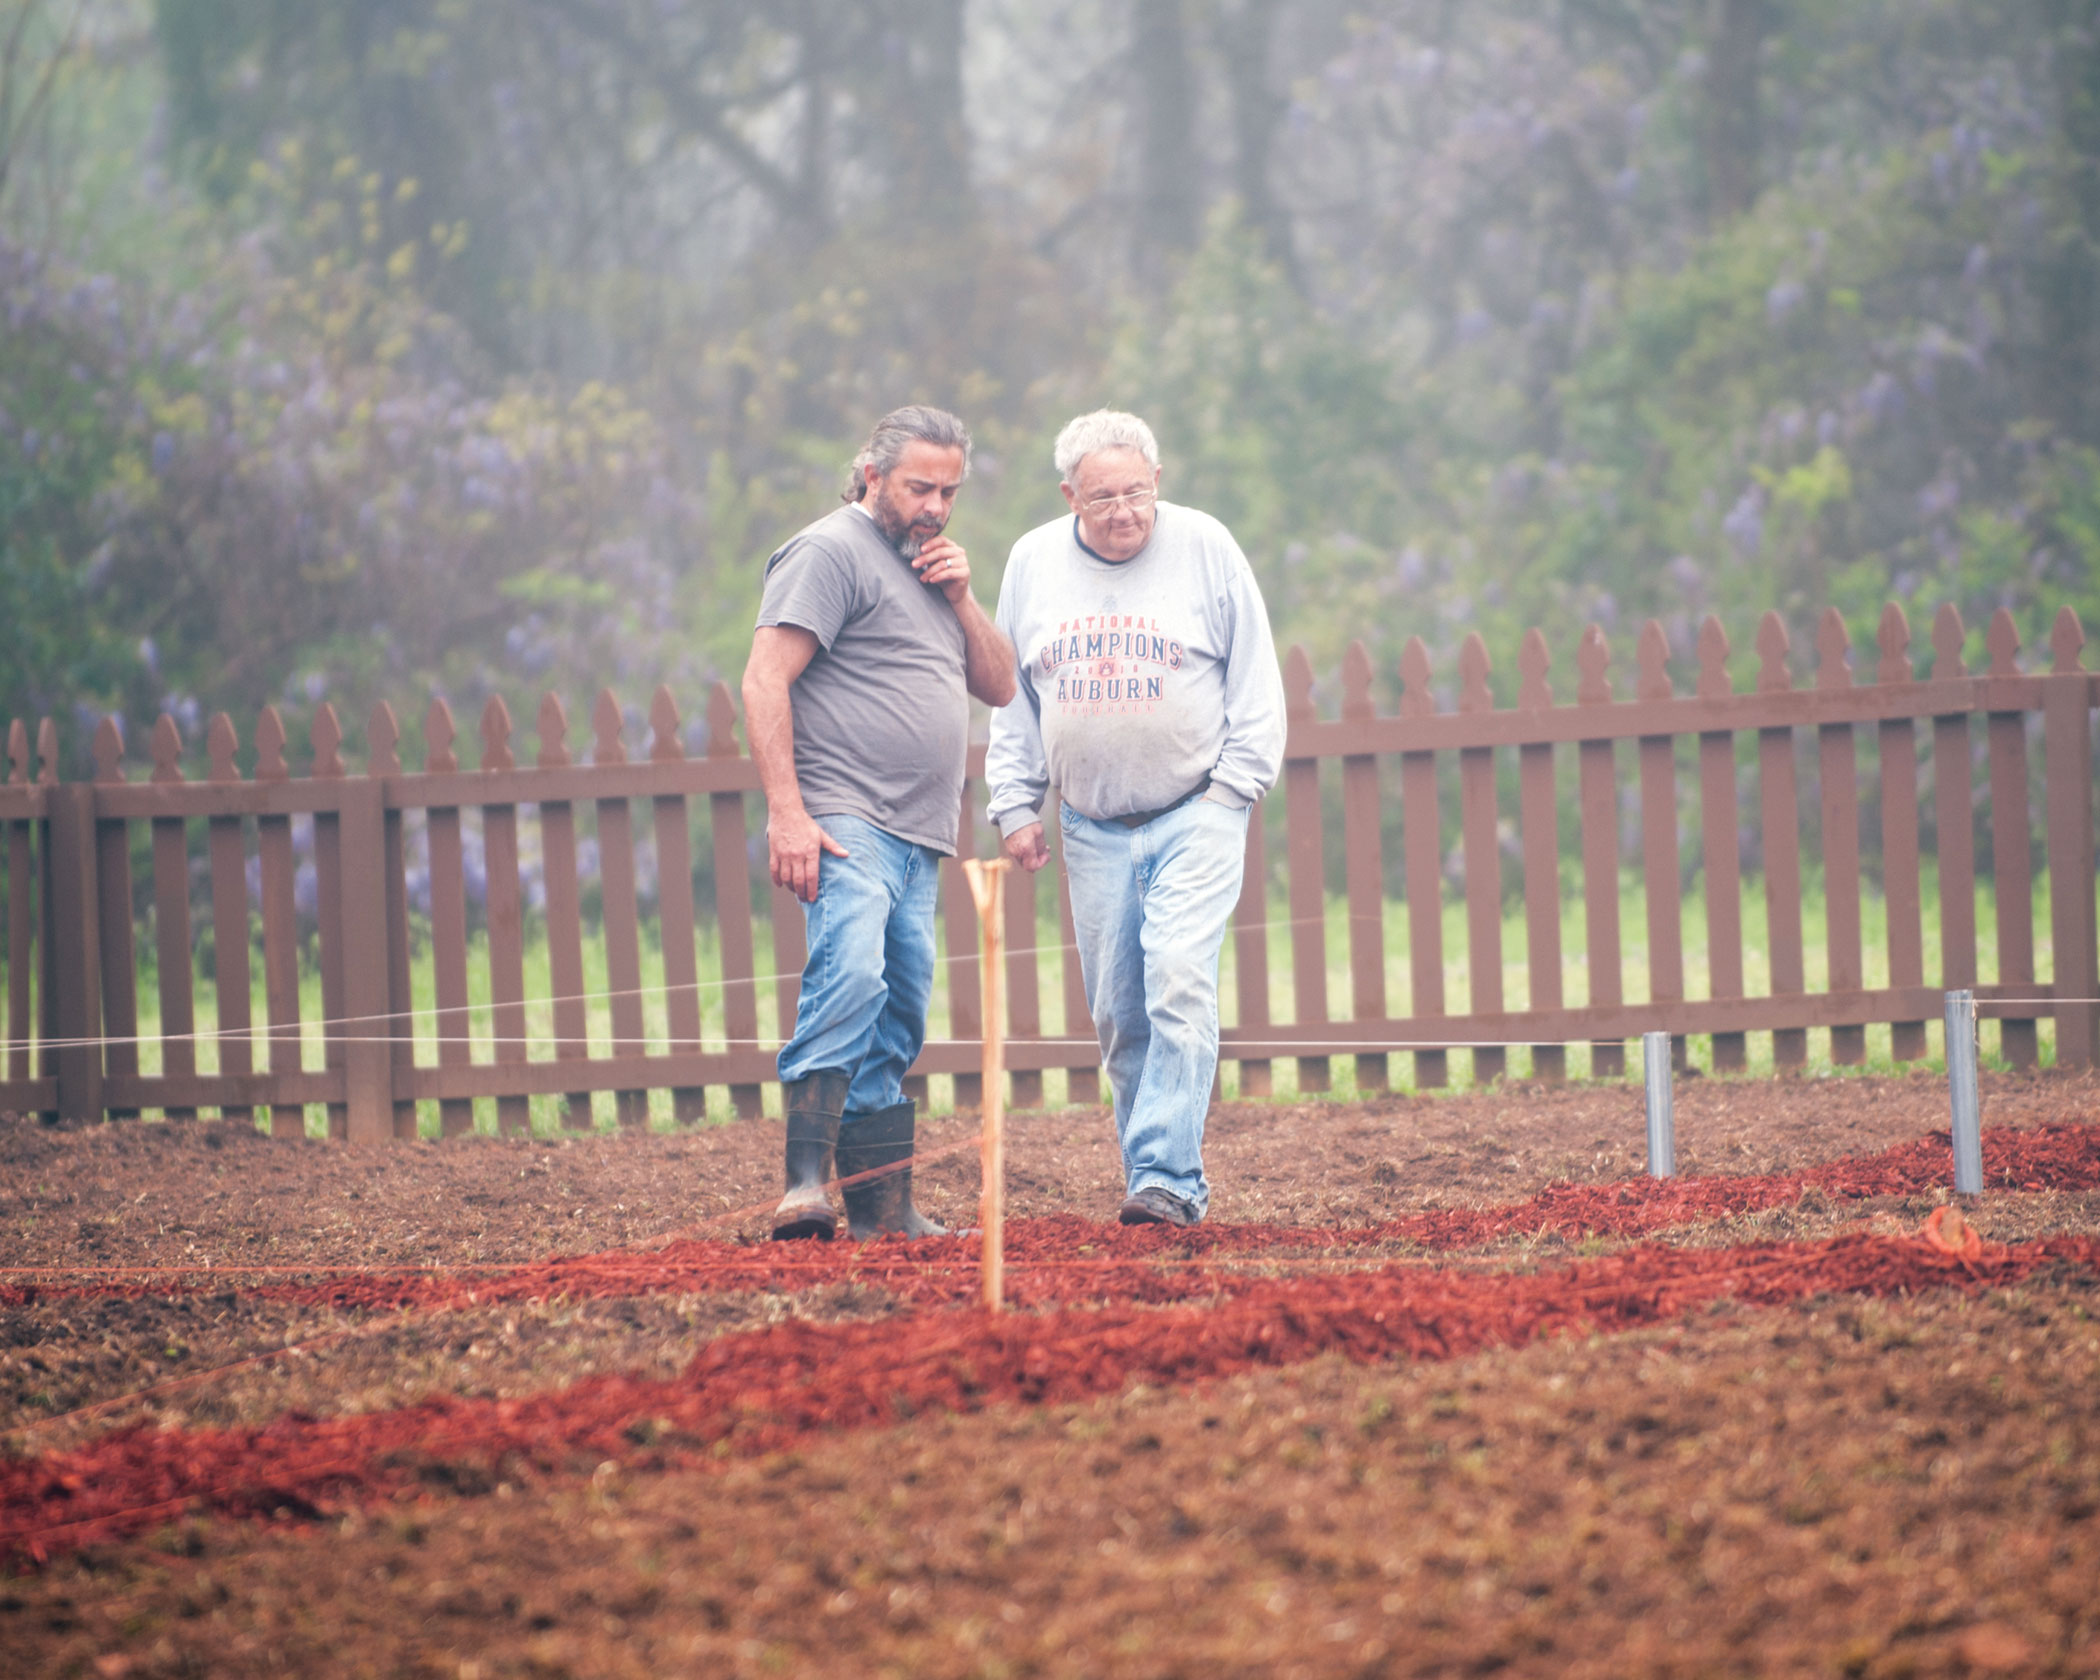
[745,405,1016,1240]
[986,411,1286,1226]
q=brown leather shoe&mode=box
[1117,1186,1200,1228]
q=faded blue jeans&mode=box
[775,814,941,1119]
[1059,794,1250,1218]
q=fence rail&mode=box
[2,601,2096,1139]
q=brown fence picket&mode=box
[1516,631,1564,1083]
[1456,634,1504,1084]
[1575,628,1623,1078]
[46,772,98,1120]
[1340,642,1388,1091]
[1875,607,1928,1061]
[92,720,140,1117]
[707,683,763,1119]
[1397,637,1446,1088]
[1283,646,1330,1093]
[1696,618,1746,1072]
[149,717,197,1120]
[3,721,32,1091]
[1984,611,2038,1066]
[649,688,708,1124]
[423,700,475,1136]
[593,692,650,1129]
[1756,615,1808,1070]
[479,699,531,1134]
[312,706,350,1138]
[1228,802,1274,1097]
[1635,622,1686,1070]
[1929,609,1979,1011]
[254,706,304,1137]
[1814,612,1866,1065]
[535,695,594,1127]
[371,705,418,1137]
[205,714,254,1121]
[37,721,59,1099]
[2044,609,2098,1067]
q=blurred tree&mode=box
[1700,0,1774,219]
[1132,0,1199,281]
[2036,0,2099,439]
[1217,0,1291,273]
[4,0,2099,742]
[0,0,81,217]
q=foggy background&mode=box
[2,0,2096,759]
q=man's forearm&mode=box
[954,592,1018,706]
[742,676,805,820]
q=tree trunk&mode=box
[860,0,973,221]
[2039,0,2100,437]
[1700,0,1770,219]
[1133,0,1201,284]
[1218,0,1294,276]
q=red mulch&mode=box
[6,1222,2097,1567]
[5,1120,2095,1317]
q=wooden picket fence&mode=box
[2,601,2096,1140]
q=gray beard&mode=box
[868,496,936,561]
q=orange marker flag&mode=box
[961,857,1010,1311]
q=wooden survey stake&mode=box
[961,857,1010,1312]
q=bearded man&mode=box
[986,410,1285,1227]
[745,405,1017,1240]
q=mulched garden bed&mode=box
[3,1066,2097,1677]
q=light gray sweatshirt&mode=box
[986,502,1287,834]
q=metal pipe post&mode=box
[1945,989,1982,1196]
[1642,1030,1675,1179]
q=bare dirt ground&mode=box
[2,1067,2099,1678]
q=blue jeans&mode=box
[775,814,941,1119]
[1059,795,1250,1217]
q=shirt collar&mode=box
[1072,513,1158,563]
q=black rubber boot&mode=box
[839,1100,948,1240]
[771,1070,850,1241]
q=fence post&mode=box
[337,779,395,1142]
[1945,990,1982,1196]
[1642,1030,1675,1179]
[2043,609,2097,1068]
[46,783,104,1121]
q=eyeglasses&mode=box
[1080,489,1158,516]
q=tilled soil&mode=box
[2,1067,2098,1678]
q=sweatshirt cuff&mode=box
[1202,780,1252,810]
[993,803,1045,837]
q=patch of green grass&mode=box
[0,862,2059,1132]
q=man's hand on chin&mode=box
[910,535,973,604]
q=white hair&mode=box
[1053,409,1160,482]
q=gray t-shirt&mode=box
[756,503,968,854]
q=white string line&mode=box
[9,998,2093,1060]
[11,1014,2079,1063]
[2,914,1346,1056]
[4,932,2087,1059]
